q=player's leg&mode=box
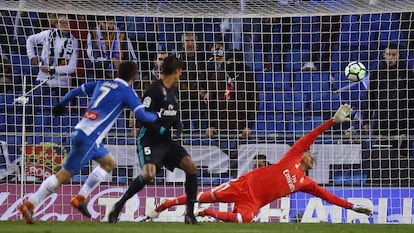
[197,209,255,223]
[199,178,244,203]
[77,153,115,199]
[170,144,198,224]
[152,186,219,215]
[152,181,238,216]
[179,156,198,224]
[108,163,155,223]
[197,208,240,222]
[108,138,163,223]
[20,130,91,223]
[153,195,188,213]
[72,146,115,217]
[19,168,71,224]
[198,202,258,223]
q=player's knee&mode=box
[56,168,72,184]
[97,154,117,172]
[102,158,116,172]
[142,173,155,182]
[181,156,197,175]
[187,162,197,175]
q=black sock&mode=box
[119,175,146,206]
[185,174,198,216]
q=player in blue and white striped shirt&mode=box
[19,61,159,224]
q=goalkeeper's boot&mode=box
[147,208,160,219]
[70,195,91,218]
[19,201,34,224]
[147,199,168,219]
[194,206,207,217]
[108,200,124,224]
[184,214,198,225]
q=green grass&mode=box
[0,221,413,233]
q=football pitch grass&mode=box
[1,221,413,233]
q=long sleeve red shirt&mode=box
[242,118,354,209]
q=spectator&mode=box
[126,16,157,80]
[148,51,168,84]
[26,14,79,96]
[207,41,226,73]
[135,51,167,96]
[252,154,270,170]
[220,0,253,69]
[204,49,257,177]
[0,51,12,92]
[48,13,58,28]
[176,32,207,132]
[86,16,136,80]
[259,17,293,72]
[70,14,88,86]
[302,15,341,71]
[0,10,13,53]
[363,43,414,185]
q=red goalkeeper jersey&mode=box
[242,118,354,209]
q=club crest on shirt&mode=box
[143,96,152,108]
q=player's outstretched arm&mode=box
[53,82,98,116]
[285,104,353,159]
[302,181,372,216]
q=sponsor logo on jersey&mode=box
[159,107,177,117]
[84,110,99,120]
[283,169,296,192]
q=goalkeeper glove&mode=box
[333,104,352,123]
[352,204,372,216]
[52,104,66,116]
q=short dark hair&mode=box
[97,15,105,21]
[214,41,224,47]
[57,14,68,19]
[254,154,267,161]
[161,55,183,75]
[106,16,115,21]
[387,42,398,50]
[181,32,196,42]
[118,61,138,82]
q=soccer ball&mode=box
[344,61,366,82]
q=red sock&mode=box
[199,208,238,223]
[155,195,187,212]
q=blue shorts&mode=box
[63,129,109,175]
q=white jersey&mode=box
[26,29,79,87]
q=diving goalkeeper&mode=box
[148,104,372,223]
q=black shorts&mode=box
[136,137,189,171]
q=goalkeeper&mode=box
[148,104,372,223]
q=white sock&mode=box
[78,166,108,198]
[29,175,59,207]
